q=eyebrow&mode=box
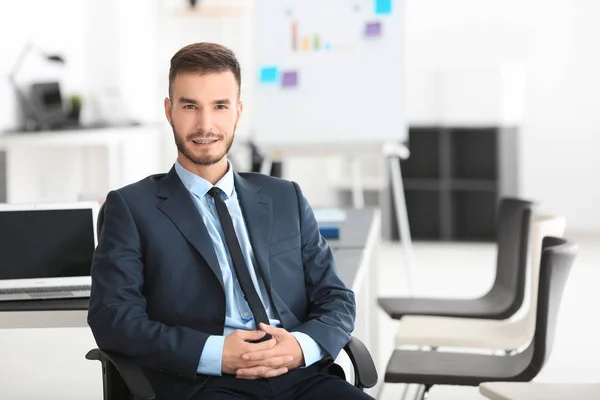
[177,97,232,105]
[213,99,231,105]
[178,96,197,104]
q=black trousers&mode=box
[191,361,374,400]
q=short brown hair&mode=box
[168,42,241,98]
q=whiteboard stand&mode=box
[384,142,416,297]
[255,141,416,297]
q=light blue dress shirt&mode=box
[174,160,325,376]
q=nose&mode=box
[195,109,213,134]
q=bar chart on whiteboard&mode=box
[254,0,405,146]
[284,6,364,60]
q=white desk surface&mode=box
[480,382,600,400]
[0,207,380,330]
[0,207,381,399]
[0,123,162,147]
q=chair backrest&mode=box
[516,236,577,380]
[532,236,577,370]
[520,214,566,335]
[487,198,534,309]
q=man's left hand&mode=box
[236,323,304,379]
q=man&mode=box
[87,42,373,400]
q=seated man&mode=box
[87,42,373,400]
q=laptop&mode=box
[0,202,99,301]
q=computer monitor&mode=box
[0,202,99,289]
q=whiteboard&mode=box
[253,0,406,147]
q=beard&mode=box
[172,125,234,166]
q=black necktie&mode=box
[208,187,272,338]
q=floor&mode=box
[0,233,597,399]
[375,233,600,400]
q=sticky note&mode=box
[259,66,278,83]
[282,71,298,88]
[375,0,392,15]
[365,21,382,37]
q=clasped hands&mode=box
[222,323,304,380]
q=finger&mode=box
[236,366,288,380]
[236,365,269,380]
[235,330,266,341]
[242,345,289,361]
[259,323,287,337]
[261,355,295,368]
[243,337,277,353]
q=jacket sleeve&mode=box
[87,190,209,380]
[288,181,356,360]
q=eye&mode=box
[215,105,228,110]
[183,104,196,110]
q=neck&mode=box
[178,155,229,185]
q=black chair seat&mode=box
[385,347,534,387]
[378,290,513,320]
[378,198,534,321]
[381,237,578,400]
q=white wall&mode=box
[2,0,599,231]
[405,0,600,232]
[0,0,87,131]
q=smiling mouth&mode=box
[191,139,218,144]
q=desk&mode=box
[0,124,166,203]
[0,207,381,398]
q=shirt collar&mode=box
[174,159,235,199]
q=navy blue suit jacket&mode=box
[87,166,356,399]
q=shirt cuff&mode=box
[197,335,225,376]
[291,331,326,367]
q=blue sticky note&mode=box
[375,0,392,15]
[259,66,278,83]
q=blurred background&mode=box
[0,0,599,399]
[2,0,599,235]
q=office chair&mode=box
[89,203,378,399]
[378,197,534,320]
[391,213,566,351]
[382,236,577,400]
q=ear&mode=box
[164,97,173,125]
[235,100,243,128]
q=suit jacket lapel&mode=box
[234,173,273,293]
[156,167,224,291]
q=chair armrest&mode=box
[85,348,155,400]
[343,336,378,389]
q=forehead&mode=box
[172,71,238,98]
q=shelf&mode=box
[449,179,497,192]
[170,5,249,17]
[451,190,497,241]
[403,178,442,191]
[401,127,440,179]
[404,190,441,240]
[450,127,498,180]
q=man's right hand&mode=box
[222,330,292,377]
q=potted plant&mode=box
[68,94,82,123]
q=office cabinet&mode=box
[394,125,518,241]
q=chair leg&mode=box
[398,383,410,400]
[412,384,432,400]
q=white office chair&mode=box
[393,212,566,351]
[479,382,600,400]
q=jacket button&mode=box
[215,316,225,324]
